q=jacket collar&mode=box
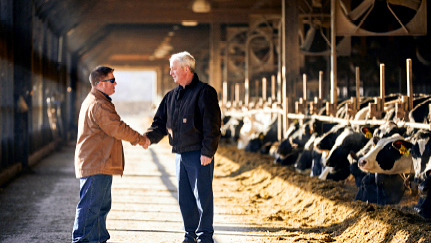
[177,73,199,91]
[91,87,112,102]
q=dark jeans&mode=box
[72,174,112,243]
[176,151,214,243]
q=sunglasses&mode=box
[95,78,115,85]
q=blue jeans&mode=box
[176,151,214,243]
[72,174,112,243]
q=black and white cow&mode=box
[347,122,406,189]
[274,119,314,165]
[358,134,414,174]
[220,115,244,143]
[274,139,303,166]
[235,108,279,153]
[354,134,414,205]
[274,117,337,166]
[348,123,408,204]
[289,119,315,147]
[318,126,369,181]
[349,121,407,185]
[294,133,318,171]
[277,119,340,168]
[351,146,406,205]
[409,97,431,124]
[310,124,347,177]
[410,130,431,218]
[355,171,406,205]
[244,117,279,153]
[294,121,339,172]
[416,176,431,218]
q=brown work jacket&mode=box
[74,88,144,178]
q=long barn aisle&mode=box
[108,115,273,243]
[2,112,430,242]
[0,114,273,243]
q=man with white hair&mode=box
[145,51,221,243]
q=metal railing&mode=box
[221,59,431,141]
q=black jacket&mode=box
[146,73,221,158]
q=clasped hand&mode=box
[139,135,212,166]
[139,134,151,149]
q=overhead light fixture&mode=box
[153,36,173,59]
[182,20,198,27]
[192,0,211,13]
[67,28,76,36]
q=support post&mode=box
[230,84,235,107]
[255,80,259,100]
[407,58,413,111]
[277,72,282,102]
[282,0,300,135]
[396,59,414,120]
[222,81,228,108]
[271,75,276,102]
[295,74,307,114]
[311,71,323,115]
[356,67,360,110]
[319,70,323,99]
[380,63,385,111]
[235,84,240,107]
[368,64,385,119]
[326,0,338,117]
[330,0,338,106]
[209,23,221,93]
[244,78,249,107]
[13,0,32,169]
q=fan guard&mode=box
[336,0,427,36]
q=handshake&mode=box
[138,134,151,149]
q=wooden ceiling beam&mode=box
[81,8,281,24]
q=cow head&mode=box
[314,124,345,152]
[289,121,314,147]
[358,134,413,174]
[322,128,368,169]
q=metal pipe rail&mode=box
[221,58,429,138]
[223,105,431,132]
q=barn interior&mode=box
[1,0,430,183]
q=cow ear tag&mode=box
[392,141,410,156]
[399,144,410,156]
[362,127,372,139]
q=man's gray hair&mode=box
[170,51,195,73]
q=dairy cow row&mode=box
[220,94,431,219]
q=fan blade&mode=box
[300,26,316,51]
[388,0,421,10]
[348,0,375,21]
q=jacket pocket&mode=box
[181,111,202,147]
[102,139,123,172]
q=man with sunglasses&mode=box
[145,52,221,243]
[72,66,149,243]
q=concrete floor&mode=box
[0,116,267,243]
